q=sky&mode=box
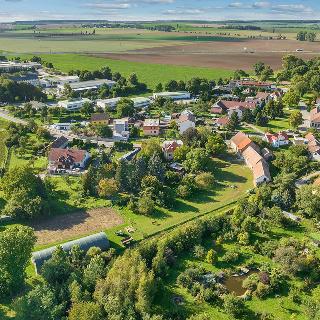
[0,0,319,22]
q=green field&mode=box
[26,53,233,89]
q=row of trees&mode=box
[296,31,317,42]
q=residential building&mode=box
[162,140,183,161]
[305,133,320,161]
[48,148,90,172]
[211,100,257,118]
[230,131,257,154]
[153,91,191,101]
[90,113,110,125]
[214,116,230,129]
[143,118,160,136]
[50,136,69,149]
[230,132,271,185]
[58,98,91,111]
[57,79,116,93]
[265,131,289,148]
[179,109,196,123]
[113,118,129,135]
[310,106,320,129]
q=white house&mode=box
[113,118,129,135]
[179,120,195,134]
[162,140,183,161]
[40,75,79,88]
[265,132,289,148]
[58,98,91,111]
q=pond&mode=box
[224,270,258,296]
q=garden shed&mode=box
[31,232,109,274]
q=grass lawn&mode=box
[22,53,233,89]
[255,111,292,133]
[155,218,318,320]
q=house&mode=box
[214,116,230,129]
[169,162,185,174]
[58,98,91,111]
[230,132,271,186]
[50,136,69,149]
[265,131,289,148]
[57,79,116,93]
[227,105,246,119]
[32,232,109,274]
[310,106,320,129]
[230,131,258,154]
[153,91,191,101]
[162,140,183,161]
[229,79,275,90]
[211,100,257,118]
[90,113,110,125]
[242,146,271,185]
[179,109,196,123]
[48,148,90,172]
[179,119,195,134]
[113,118,129,135]
[143,119,160,136]
[304,133,320,161]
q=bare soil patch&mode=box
[93,39,320,70]
[29,207,123,246]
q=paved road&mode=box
[299,101,310,131]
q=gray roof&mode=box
[68,79,116,90]
[32,232,109,274]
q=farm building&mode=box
[58,98,91,111]
[58,79,116,93]
[31,232,109,274]
[153,91,191,101]
[0,61,41,72]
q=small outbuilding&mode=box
[31,232,109,274]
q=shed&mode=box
[31,232,109,274]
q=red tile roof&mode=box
[217,100,257,111]
[49,148,87,164]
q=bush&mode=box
[193,245,206,259]
[223,293,246,318]
[137,195,155,215]
[255,282,272,299]
[221,250,241,264]
[195,172,215,190]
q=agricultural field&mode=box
[25,53,234,89]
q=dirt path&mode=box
[28,207,124,245]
